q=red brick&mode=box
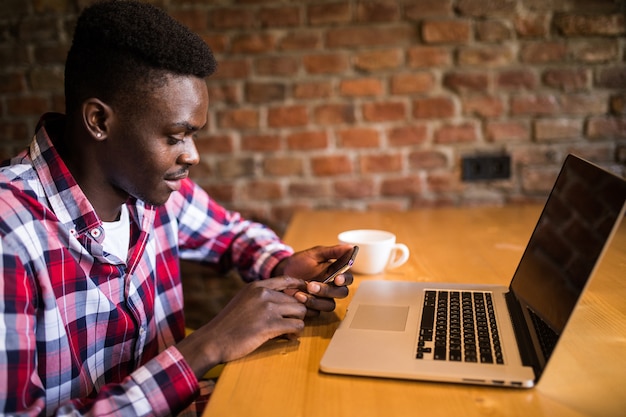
[0,72,26,93]
[201,35,228,54]
[337,128,381,148]
[268,105,308,127]
[360,153,403,173]
[356,1,400,22]
[326,26,415,48]
[390,72,436,95]
[0,121,29,141]
[278,31,322,51]
[561,93,608,115]
[217,108,259,129]
[610,93,626,115]
[241,134,282,152]
[458,45,514,67]
[408,150,448,170]
[6,95,49,116]
[422,19,471,44]
[456,0,516,17]
[353,49,403,72]
[195,133,235,154]
[485,121,530,142]
[381,176,422,196]
[542,68,590,91]
[339,78,384,97]
[231,33,276,54]
[407,46,451,68]
[521,167,560,194]
[263,156,304,176]
[254,56,299,76]
[33,44,69,64]
[434,123,478,143]
[426,172,463,193]
[314,104,356,125]
[311,155,353,176]
[209,8,254,30]
[207,84,241,105]
[475,20,512,42]
[534,118,583,141]
[242,180,283,200]
[259,6,300,28]
[217,157,255,179]
[286,131,328,150]
[302,53,349,74]
[413,96,456,119]
[388,125,428,146]
[169,10,209,32]
[308,2,351,25]
[568,39,620,63]
[203,184,234,204]
[288,181,332,198]
[496,69,538,90]
[334,178,376,199]
[362,101,406,122]
[586,116,626,139]
[443,72,489,93]
[462,95,505,118]
[595,66,626,89]
[293,81,333,99]
[514,12,550,38]
[520,41,567,63]
[510,94,560,116]
[245,82,286,103]
[405,0,453,19]
[554,13,625,36]
[211,59,250,79]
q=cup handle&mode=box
[387,243,410,270]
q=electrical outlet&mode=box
[461,154,511,181]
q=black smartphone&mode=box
[322,246,359,284]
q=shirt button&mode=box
[90,228,102,238]
[69,229,77,236]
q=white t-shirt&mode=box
[102,204,130,261]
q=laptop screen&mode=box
[509,154,626,363]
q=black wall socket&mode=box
[461,154,511,181]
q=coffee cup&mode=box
[338,229,410,275]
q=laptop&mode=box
[320,154,626,388]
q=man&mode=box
[0,1,354,415]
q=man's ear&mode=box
[82,98,113,141]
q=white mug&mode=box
[338,229,410,275]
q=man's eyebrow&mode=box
[172,122,201,131]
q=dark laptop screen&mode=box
[509,154,626,363]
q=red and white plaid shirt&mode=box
[0,113,293,416]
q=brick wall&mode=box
[1,0,625,234]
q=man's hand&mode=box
[274,245,355,317]
[177,276,308,379]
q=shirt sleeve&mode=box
[169,179,294,282]
[0,241,200,417]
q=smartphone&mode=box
[322,246,359,284]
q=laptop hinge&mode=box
[505,289,540,376]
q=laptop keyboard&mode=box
[417,290,504,365]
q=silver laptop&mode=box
[320,154,626,388]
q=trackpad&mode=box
[350,305,409,332]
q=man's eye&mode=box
[168,136,185,145]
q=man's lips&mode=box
[164,171,188,191]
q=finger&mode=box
[329,272,354,287]
[306,281,349,299]
[312,244,355,263]
[257,276,308,292]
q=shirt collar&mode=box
[31,113,101,236]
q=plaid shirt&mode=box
[0,113,293,416]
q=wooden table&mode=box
[203,206,626,417]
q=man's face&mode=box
[103,74,209,206]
